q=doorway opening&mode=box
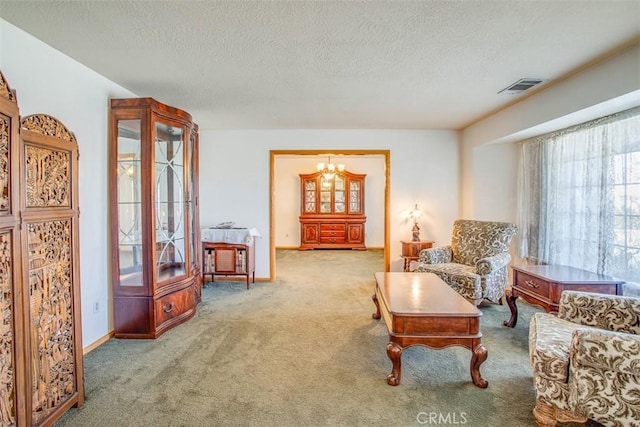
[269,149,390,280]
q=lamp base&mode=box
[411,223,420,242]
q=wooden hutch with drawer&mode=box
[299,168,366,250]
[109,98,201,338]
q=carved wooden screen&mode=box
[0,70,22,427]
[20,114,83,425]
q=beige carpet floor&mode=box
[55,249,602,426]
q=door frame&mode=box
[269,149,390,280]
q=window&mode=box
[518,107,640,285]
[612,146,640,282]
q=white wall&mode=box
[274,154,386,248]
[471,142,519,223]
[198,129,460,275]
[460,43,640,222]
[0,19,136,348]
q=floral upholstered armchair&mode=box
[415,219,517,305]
[529,291,640,427]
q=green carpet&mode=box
[55,249,600,426]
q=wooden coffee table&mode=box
[372,272,488,388]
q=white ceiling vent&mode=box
[498,78,545,95]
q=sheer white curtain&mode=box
[518,107,640,284]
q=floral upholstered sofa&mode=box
[529,290,640,427]
[415,219,517,305]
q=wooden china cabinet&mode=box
[299,169,366,250]
[109,98,201,339]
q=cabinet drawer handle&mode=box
[524,280,539,289]
[163,303,175,313]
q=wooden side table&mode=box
[400,240,434,272]
[202,242,256,289]
[503,264,624,328]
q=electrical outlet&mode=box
[93,302,99,313]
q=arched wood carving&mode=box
[20,115,73,208]
[21,114,77,144]
[0,71,16,103]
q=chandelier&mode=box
[316,155,344,181]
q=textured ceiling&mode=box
[1,1,639,130]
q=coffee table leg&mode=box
[503,290,518,328]
[470,344,488,388]
[386,342,402,386]
[372,294,381,319]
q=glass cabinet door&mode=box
[116,119,143,287]
[350,179,362,213]
[188,130,197,271]
[334,175,345,213]
[155,121,186,282]
[304,178,316,213]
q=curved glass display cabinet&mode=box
[110,98,200,338]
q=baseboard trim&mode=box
[275,246,385,250]
[204,277,270,282]
[83,330,114,355]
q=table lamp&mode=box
[410,204,422,242]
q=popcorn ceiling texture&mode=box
[1,1,638,129]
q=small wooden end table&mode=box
[202,242,256,289]
[400,240,434,271]
[503,264,624,328]
[372,272,487,388]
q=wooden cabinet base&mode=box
[114,282,199,339]
[299,218,366,250]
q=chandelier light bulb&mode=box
[317,155,344,183]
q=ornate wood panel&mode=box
[0,114,10,212]
[27,220,76,423]
[0,231,16,426]
[0,70,21,427]
[20,113,83,426]
[25,146,70,208]
[0,68,83,427]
